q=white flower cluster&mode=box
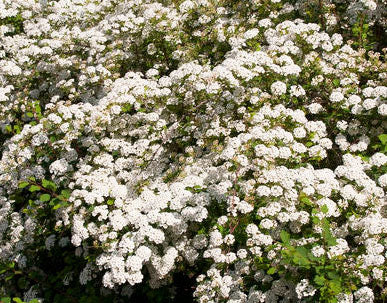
[0,0,386,301]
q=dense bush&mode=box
[0,0,386,302]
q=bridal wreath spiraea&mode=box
[0,0,386,302]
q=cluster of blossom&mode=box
[194,156,385,302]
[295,0,386,33]
[0,0,386,301]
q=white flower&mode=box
[330,91,344,103]
[224,234,235,245]
[217,216,228,225]
[295,279,316,299]
[290,85,305,97]
[49,159,69,176]
[307,103,323,114]
[179,0,195,12]
[270,81,287,96]
[354,287,374,303]
[45,235,56,250]
[361,0,377,10]
[311,245,325,257]
[378,103,387,116]
[147,43,157,55]
[370,153,387,167]
[244,28,259,40]
[258,19,272,28]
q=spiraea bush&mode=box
[0,0,386,302]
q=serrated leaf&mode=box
[327,271,340,281]
[280,230,290,244]
[322,218,337,246]
[301,196,313,206]
[29,185,41,192]
[39,194,51,202]
[293,247,310,266]
[321,204,329,214]
[13,125,21,134]
[328,280,342,294]
[267,267,276,275]
[18,181,29,189]
[305,141,313,147]
[42,179,57,191]
[379,134,387,145]
[53,203,64,210]
[314,275,326,286]
[296,247,309,258]
[60,189,71,199]
[312,216,320,224]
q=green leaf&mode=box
[321,204,329,214]
[18,181,29,189]
[60,189,71,199]
[12,298,23,303]
[296,247,309,258]
[29,185,41,192]
[332,79,340,87]
[300,196,313,206]
[280,230,290,244]
[17,277,27,289]
[328,280,342,294]
[314,275,326,286]
[39,194,51,202]
[5,125,12,133]
[34,103,41,113]
[42,179,57,191]
[322,218,337,246]
[53,203,64,210]
[267,267,277,275]
[305,141,313,147]
[312,216,320,224]
[13,125,21,134]
[327,271,340,281]
[378,134,387,145]
[26,112,34,118]
[121,104,132,113]
[1,298,11,303]
[293,247,310,266]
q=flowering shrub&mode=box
[0,0,386,302]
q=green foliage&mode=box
[352,14,374,50]
[0,14,24,36]
[376,134,387,153]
